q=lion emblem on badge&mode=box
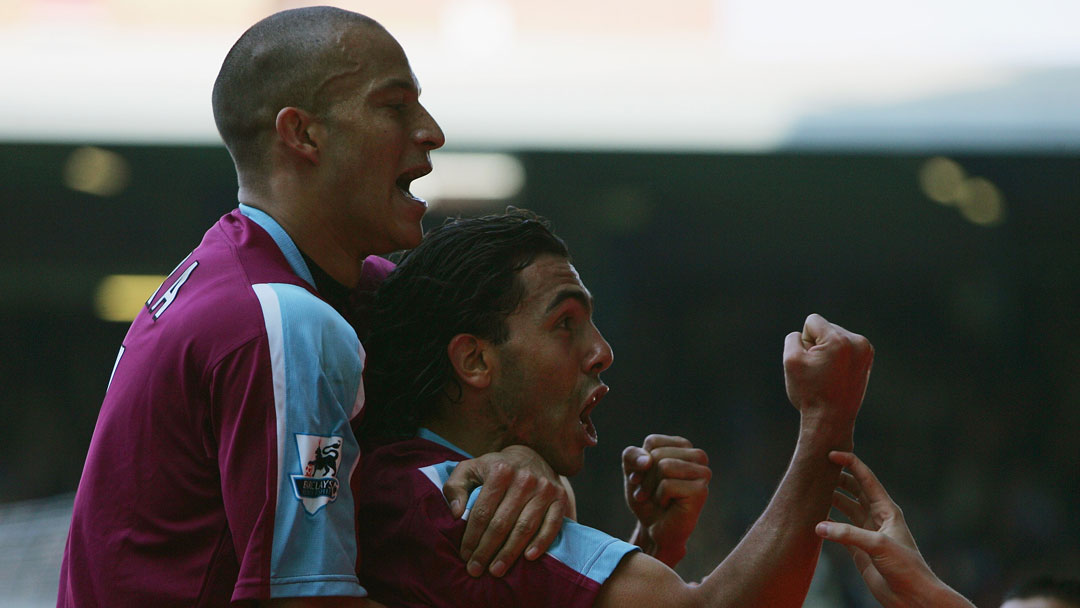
[307,440,341,477]
[292,434,345,514]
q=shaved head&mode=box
[211,6,382,178]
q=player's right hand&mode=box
[444,444,568,578]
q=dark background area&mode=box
[1,143,1077,606]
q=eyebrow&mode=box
[372,77,421,96]
[545,289,593,316]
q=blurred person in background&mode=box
[356,209,875,607]
[57,8,569,608]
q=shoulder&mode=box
[357,438,462,501]
[198,210,360,357]
[255,282,357,346]
[354,438,472,542]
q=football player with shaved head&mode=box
[59,8,569,607]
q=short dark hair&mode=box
[1004,576,1080,606]
[360,209,570,440]
[211,6,377,177]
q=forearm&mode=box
[696,418,849,607]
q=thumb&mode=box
[622,445,651,476]
[783,331,806,359]
[443,460,482,518]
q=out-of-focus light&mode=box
[441,0,516,55]
[956,177,1006,226]
[918,156,966,205]
[63,146,131,197]
[412,152,525,209]
[918,156,1007,227]
[95,274,166,322]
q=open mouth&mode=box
[396,165,432,204]
[579,385,608,446]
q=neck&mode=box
[241,182,366,288]
[424,399,514,458]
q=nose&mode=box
[585,325,614,375]
[414,103,445,151]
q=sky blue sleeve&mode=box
[253,282,366,598]
[423,460,639,587]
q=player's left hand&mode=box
[623,434,711,568]
[444,445,568,578]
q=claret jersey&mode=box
[59,205,367,606]
[355,429,638,608]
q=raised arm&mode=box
[698,314,873,604]
[596,314,874,608]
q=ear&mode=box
[447,334,492,390]
[274,106,321,165]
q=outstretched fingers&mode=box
[815,521,887,556]
[831,489,867,526]
[829,451,897,513]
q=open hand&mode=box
[816,451,974,608]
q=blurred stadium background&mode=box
[1,1,1078,606]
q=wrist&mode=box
[798,412,855,452]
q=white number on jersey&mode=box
[106,345,125,391]
[147,260,199,320]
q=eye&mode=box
[378,93,409,112]
[556,316,573,330]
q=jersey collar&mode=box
[418,428,473,459]
[238,204,316,289]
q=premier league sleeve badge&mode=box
[290,434,344,514]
